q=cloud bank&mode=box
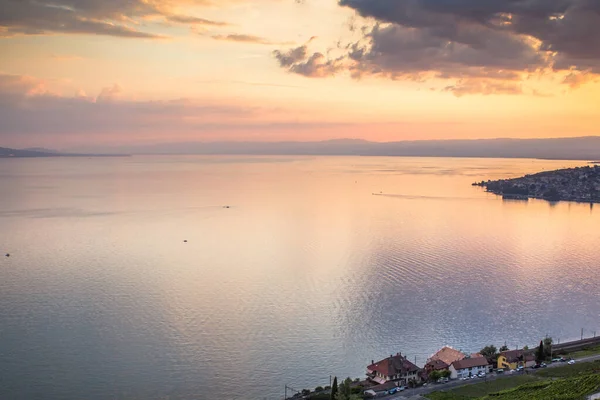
[0,73,259,144]
[275,0,600,94]
[0,0,228,38]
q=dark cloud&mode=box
[274,45,344,77]
[274,0,600,94]
[0,0,226,38]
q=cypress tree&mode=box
[536,340,545,363]
[330,376,338,400]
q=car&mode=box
[478,373,486,378]
[552,358,562,363]
[568,360,576,365]
[541,363,547,368]
[388,388,398,395]
[443,378,449,383]
[397,386,406,392]
[470,375,478,379]
[461,377,469,381]
[496,369,504,374]
[531,364,540,369]
[516,366,524,372]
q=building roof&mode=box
[425,359,449,371]
[500,350,529,363]
[429,346,466,366]
[451,357,490,370]
[367,353,420,378]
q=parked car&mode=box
[540,363,547,368]
[388,387,398,395]
[516,366,524,372]
[470,375,478,379]
[478,372,486,378]
[496,369,504,374]
[461,377,469,381]
[443,378,449,383]
[568,360,576,365]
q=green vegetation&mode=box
[426,376,538,400]
[484,374,600,400]
[426,361,600,400]
[565,345,600,360]
[330,377,338,400]
[334,377,361,400]
[480,345,498,360]
[536,360,600,378]
[536,340,544,363]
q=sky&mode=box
[1,0,599,149]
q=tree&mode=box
[335,378,361,400]
[429,370,442,382]
[440,370,451,379]
[480,345,498,361]
[536,340,545,363]
[544,337,553,358]
[330,377,338,400]
[523,345,529,351]
[499,345,509,352]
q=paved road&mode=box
[388,353,600,400]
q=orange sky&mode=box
[1,0,599,148]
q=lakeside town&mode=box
[472,165,600,203]
[286,336,600,400]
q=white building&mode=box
[449,357,491,380]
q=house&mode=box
[428,346,466,366]
[366,353,420,385]
[497,350,536,370]
[449,357,492,379]
[422,359,449,381]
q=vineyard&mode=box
[426,361,600,400]
[482,374,600,400]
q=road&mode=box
[388,353,600,400]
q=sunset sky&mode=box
[1,0,599,148]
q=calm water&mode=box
[1,156,599,400]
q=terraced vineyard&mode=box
[427,361,600,400]
[483,374,600,400]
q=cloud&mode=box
[166,15,228,26]
[211,34,293,45]
[0,73,259,142]
[0,0,227,38]
[273,0,600,94]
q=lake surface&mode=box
[1,156,599,400]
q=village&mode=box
[473,165,600,203]
[287,336,600,399]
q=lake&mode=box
[0,156,599,400]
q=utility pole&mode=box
[415,356,417,365]
[581,328,584,341]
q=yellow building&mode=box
[497,350,536,369]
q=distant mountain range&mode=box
[4,136,600,160]
[0,147,127,158]
[66,136,600,160]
